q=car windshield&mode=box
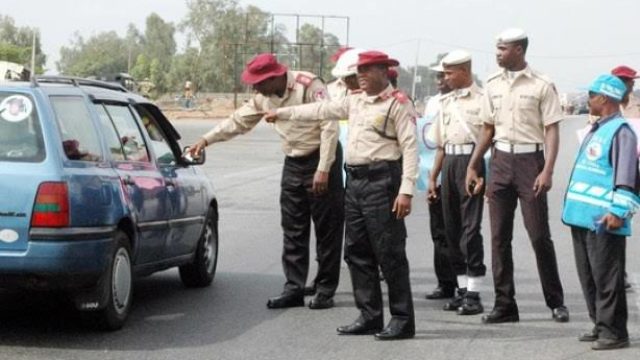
[0,92,45,162]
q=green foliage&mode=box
[53,2,345,93]
[57,31,129,77]
[0,14,46,73]
[294,23,339,80]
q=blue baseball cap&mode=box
[588,74,627,101]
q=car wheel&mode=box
[179,208,218,287]
[94,230,133,330]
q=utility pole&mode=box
[411,39,420,100]
[31,30,36,77]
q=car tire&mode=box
[179,208,218,288]
[93,230,133,331]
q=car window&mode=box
[136,106,176,165]
[94,104,126,161]
[0,92,45,162]
[50,96,102,162]
[103,104,150,162]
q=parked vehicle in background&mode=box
[0,76,219,330]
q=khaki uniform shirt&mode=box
[427,83,484,146]
[201,71,338,172]
[480,66,564,144]
[621,93,640,118]
[276,85,419,195]
[327,78,349,101]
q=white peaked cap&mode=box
[442,50,472,66]
[496,28,528,44]
[430,61,445,72]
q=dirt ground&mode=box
[157,92,251,121]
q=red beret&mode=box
[241,53,288,85]
[357,51,399,68]
[611,65,639,80]
[330,46,353,63]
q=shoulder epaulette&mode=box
[391,89,409,104]
[530,70,553,85]
[296,73,315,88]
[440,92,455,101]
[486,71,503,83]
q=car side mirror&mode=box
[181,146,205,165]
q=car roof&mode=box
[0,76,181,141]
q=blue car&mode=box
[0,76,219,330]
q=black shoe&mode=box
[481,307,519,324]
[578,328,598,342]
[425,286,455,300]
[457,291,483,315]
[443,288,466,311]
[552,306,570,323]
[266,293,304,309]
[337,318,383,335]
[308,294,334,310]
[374,320,415,340]
[304,285,317,296]
[591,338,630,350]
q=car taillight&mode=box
[31,182,70,227]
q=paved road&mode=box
[0,117,638,359]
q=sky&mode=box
[4,0,640,93]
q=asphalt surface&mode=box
[0,116,639,359]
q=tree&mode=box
[142,13,176,92]
[295,23,340,81]
[0,14,46,73]
[57,31,129,77]
[179,0,288,92]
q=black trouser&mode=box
[344,160,414,327]
[487,150,564,310]
[280,144,344,297]
[571,227,628,340]
[428,187,457,290]
[441,154,486,278]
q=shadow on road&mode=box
[0,271,285,351]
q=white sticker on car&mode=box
[0,229,19,243]
[0,95,33,123]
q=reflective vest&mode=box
[562,116,640,236]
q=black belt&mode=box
[344,160,399,179]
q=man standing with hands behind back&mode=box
[465,28,569,324]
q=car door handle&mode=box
[123,175,135,186]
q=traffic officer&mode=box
[305,47,363,297]
[188,53,344,310]
[465,28,569,324]
[265,50,418,340]
[611,65,640,118]
[562,74,638,351]
[427,50,486,315]
[423,61,458,300]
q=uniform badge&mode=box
[313,89,327,101]
[585,141,602,161]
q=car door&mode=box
[93,102,171,264]
[134,104,206,258]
